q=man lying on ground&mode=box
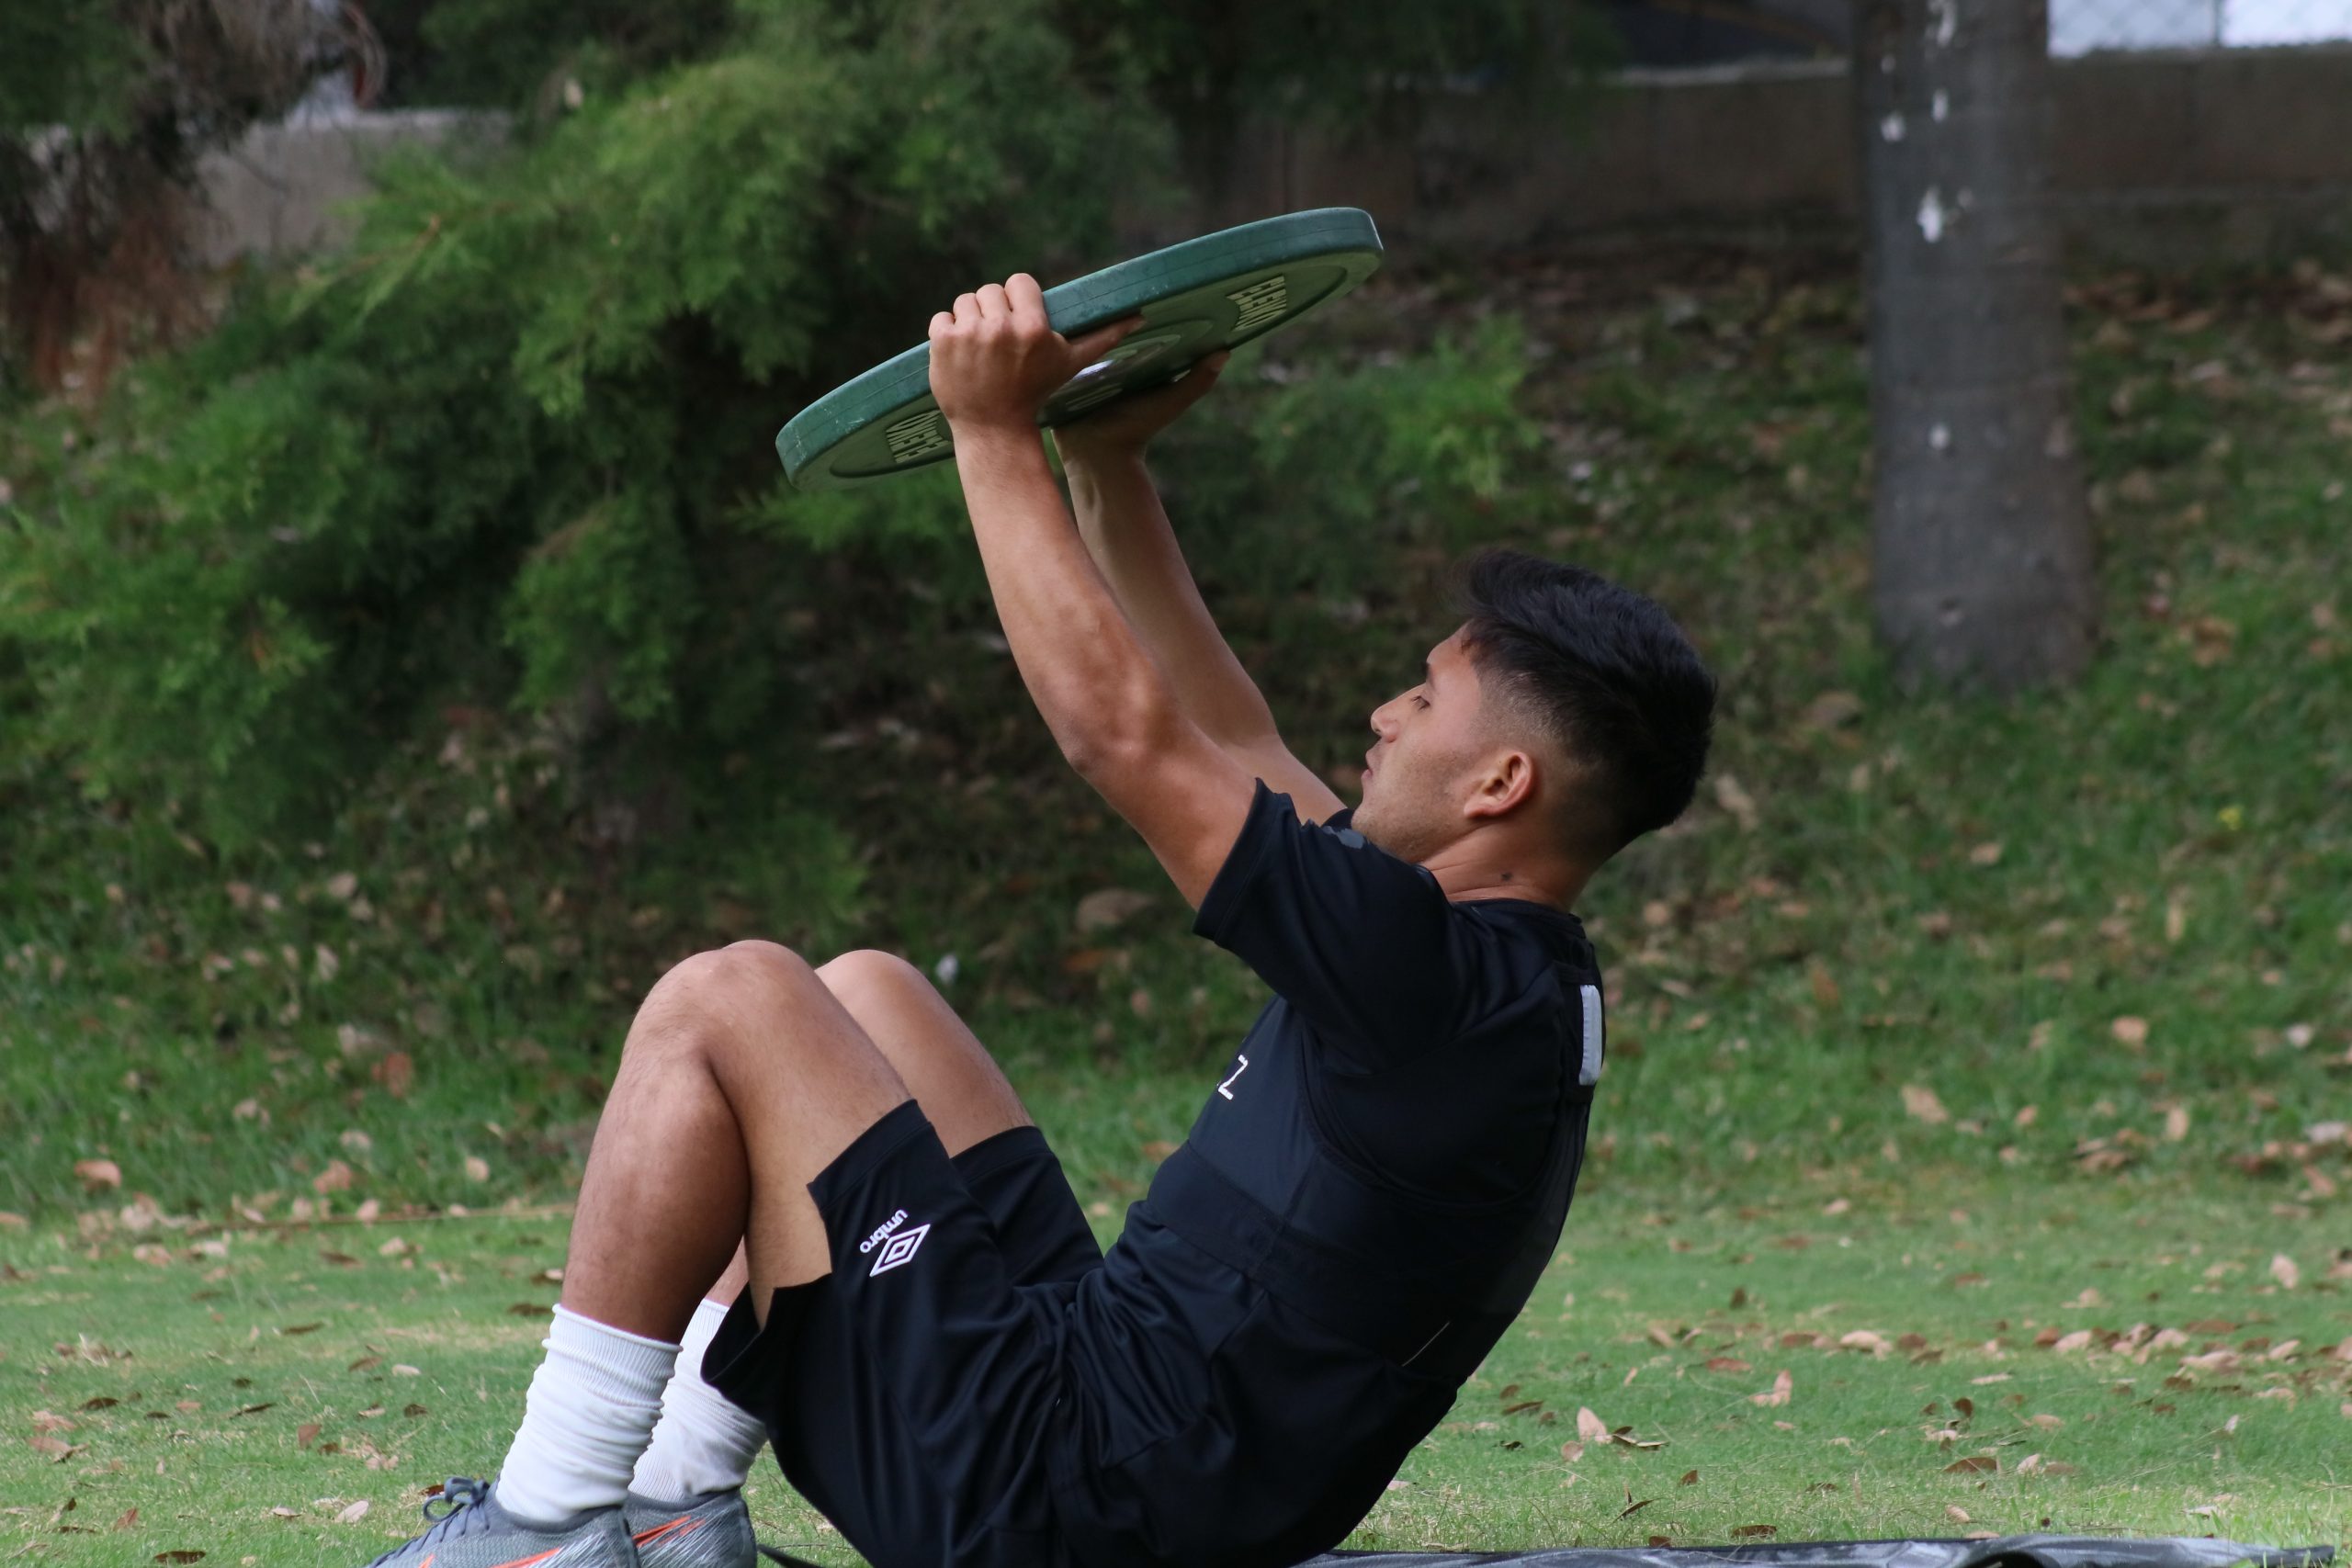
[356,274,1716,1568]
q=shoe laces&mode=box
[362,1476,493,1567]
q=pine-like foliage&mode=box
[5,0,1168,848]
[1,0,1560,989]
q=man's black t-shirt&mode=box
[1046,782,1604,1568]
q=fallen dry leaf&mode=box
[1901,1085,1950,1124]
[374,1051,415,1098]
[335,1499,370,1524]
[1732,1525,1778,1540]
[2271,1253,2301,1290]
[1577,1406,1609,1442]
[1073,888,1155,933]
[74,1158,123,1191]
[1713,773,1760,831]
[2111,1016,2150,1047]
[1751,1370,1793,1407]
[1945,1455,1999,1474]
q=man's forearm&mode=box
[1063,450,1279,747]
[948,425,1177,768]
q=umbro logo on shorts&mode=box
[868,1223,930,1276]
[859,1207,929,1275]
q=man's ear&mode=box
[1464,750,1538,821]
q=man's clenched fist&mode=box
[927,274,1138,434]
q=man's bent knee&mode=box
[634,940,823,1055]
[814,948,927,1010]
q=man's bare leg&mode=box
[559,940,936,1341]
[673,946,1036,1313]
[623,947,1042,1508]
[366,940,1000,1561]
[492,940,956,1530]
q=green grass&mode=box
[5,249,2351,1557]
[6,1166,2347,1562]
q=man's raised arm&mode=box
[925,274,1263,908]
[1054,358,1344,820]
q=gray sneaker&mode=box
[622,1488,758,1568]
[358,1477,638,1567]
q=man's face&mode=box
[1352,627,1499,865]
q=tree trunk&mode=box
[1857,0,2098,691]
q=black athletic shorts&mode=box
[701,1100,1101,1568]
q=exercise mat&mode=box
[1298,1535,2335,1568]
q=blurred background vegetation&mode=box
[1,0,2345,1233]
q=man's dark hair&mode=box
[1456,550,1716,858]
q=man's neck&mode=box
[1424,850,1588,911]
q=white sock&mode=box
[630,1296,769,1501]
[495,1304,678,1523]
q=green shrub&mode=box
[2,0,1169,848]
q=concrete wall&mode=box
[191,109,505,267]
[194,47,2352,270]
[1208,45,2352,265]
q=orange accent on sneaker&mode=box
[487,1551,563,1568]
[632,1516,706,1546]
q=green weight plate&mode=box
[777,207,1383,491]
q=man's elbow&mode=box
[1059,682,1185,785]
